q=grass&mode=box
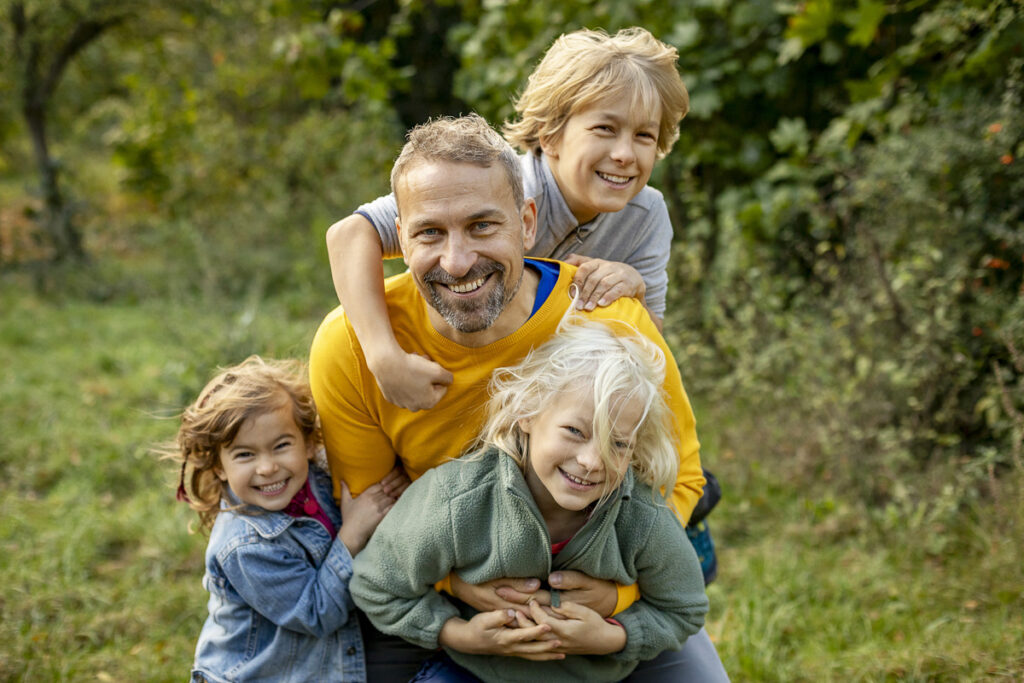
[1,274,1022,681]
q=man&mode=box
[309,114,726,682]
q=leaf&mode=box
[843,0,887,47]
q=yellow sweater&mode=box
[309,258,705,525]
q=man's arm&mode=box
[309,308,399,498]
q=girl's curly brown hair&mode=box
[167,356,320,531]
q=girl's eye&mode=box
[234,451,254,460]
[564,425,585,438]
[614,440,632,451]
[275,440,292,451]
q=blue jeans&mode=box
[404,628,729,683]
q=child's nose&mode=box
[610,136,637,165]
[576,442,604,474]
[256,457,278,476]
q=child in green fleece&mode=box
[350,320,709,683]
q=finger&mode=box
[563,253,587,266]
[548,570,589,591]
[595,281,631,307]
[339,480,353,506]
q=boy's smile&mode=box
[541,94,661,225]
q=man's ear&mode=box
[520,198,538,251]
[395,216,409,265]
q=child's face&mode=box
[541,94,661,225]
[520,388,643,517]
[215,399,312,511]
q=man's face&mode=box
[396,160,537,341]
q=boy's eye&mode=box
[638,130,658,142]
[275,440,293,451]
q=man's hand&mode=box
[564,254,645,311]
[337,479,395,556]
[525,600,626,655]
[450,574,545,612]
[438,611,565,661]
[548,570,619,618]
[367,349,453,412]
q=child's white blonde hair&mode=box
[476,319,678,499]
[503,27,690,159]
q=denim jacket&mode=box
[191,465,365,682]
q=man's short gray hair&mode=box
[390,113,525,212]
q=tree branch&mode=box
[39,13,128,103]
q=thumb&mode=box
[548,570,587,590]
[478,608,518,628]
[339,480,353,506]
[563,253,584,266]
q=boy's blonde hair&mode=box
[391,113,525,213]
[172,356,320,530]
[476,319,678,501]
[503,27,690,160]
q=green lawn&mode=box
[1,283,1021,681]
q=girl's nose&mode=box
[576,442,604,474]
[255,457,278,476]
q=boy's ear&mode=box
[538,134,560,159]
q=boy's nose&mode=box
[610,136,637,165]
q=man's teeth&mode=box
[598,171,631,184]
[449,276,486,294]
[258,481,287,494]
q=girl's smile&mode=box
[520,387,643,523]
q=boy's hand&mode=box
[438,611,565,660]
[337,476,397,556]
[367,349,453,412]
[526,600,626,655]
[564,254,645,311]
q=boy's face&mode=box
[541,95,661,225]
[215,398,312,511]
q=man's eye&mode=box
[472,222,492,231]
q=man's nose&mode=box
[440,232,477,277]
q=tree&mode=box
[4,1,133,262]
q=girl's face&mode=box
[520,387,643,518]
[215,398,312,511]
[540,93,661,225]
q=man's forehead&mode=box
[397,160,516,215]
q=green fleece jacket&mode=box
[350,448,708,682]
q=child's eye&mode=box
[274,440,293,451]
[638,131,658,142]
[613,440,632,451]
[234,450,255,460]
[564,425,585,438]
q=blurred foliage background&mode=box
[1,0,1022,679]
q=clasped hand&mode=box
[441,571,625,659]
